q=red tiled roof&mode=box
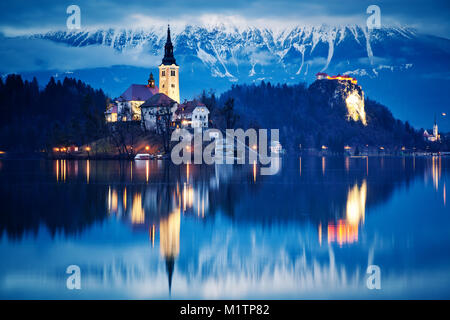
[106,104,118,114]
[118,84,159,101]
[175,100,207,115]
[140,93,176,108]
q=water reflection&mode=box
[2,156,447,238]
[346,180,367,227]
[0,156,449,298]
[159,207,180,292]
[325,180,367,246]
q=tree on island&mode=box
[155,105,175,154]
[221,98,239,129]
[107,106,142,158]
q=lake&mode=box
[0,156,449,299]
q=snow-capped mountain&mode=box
[32,25,424,80]
[16,24,450,129]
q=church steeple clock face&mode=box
[159,25,180,103]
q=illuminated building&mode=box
[315,72,358,84]
[159,25,180,104]
[105,25,210,131]
[174,100,210,129]
[423,116,440,142]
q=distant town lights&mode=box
[322,145,328,150]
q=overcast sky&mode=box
[0,0,449,38]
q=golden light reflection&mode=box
[63,160,66,182]
[86,159,90,184]
[108,186,111,212]
[123,187,127,210]
[346,180,367,226]
[130,161,133,182]
[56,160,59,182]
[111,189,118,212]
[151,224,156,248]
[366,156,369,176]
[202,198,205,218]
[186,163,189,184]
[146,160,149,183]
[432,156,441,191]
[182,183,194,212]
[131,193,145,224]
[327,220,359,246]
[253,160,257,182]
[318,222,322,246]
[345,157,350,172]
[322,156,326,175]
[325,180,367,246]
[107,186,118,214]
[444,183,446,206]
[159,207,181,259]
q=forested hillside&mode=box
[0,75,108,151]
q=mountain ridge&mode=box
[29,24,421,79]
[6,23,450,130]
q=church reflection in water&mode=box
[0,155,448,297]
[103,161,234,291]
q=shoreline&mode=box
[1,151,449,161]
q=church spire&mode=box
[147,72,155,88]
[162,25,177,65]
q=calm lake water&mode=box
[0,156,449,299]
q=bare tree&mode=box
[107,106,143,158]
[155,105,174,154]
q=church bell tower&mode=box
[148,72,155,88]
[433,114,439,139]
[159,25,180,103]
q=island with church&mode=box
[0,25,449,159]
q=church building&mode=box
[106,25,208,131]
[106,72,159,122]
[158,25,180,104]
[423,116,440,142]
